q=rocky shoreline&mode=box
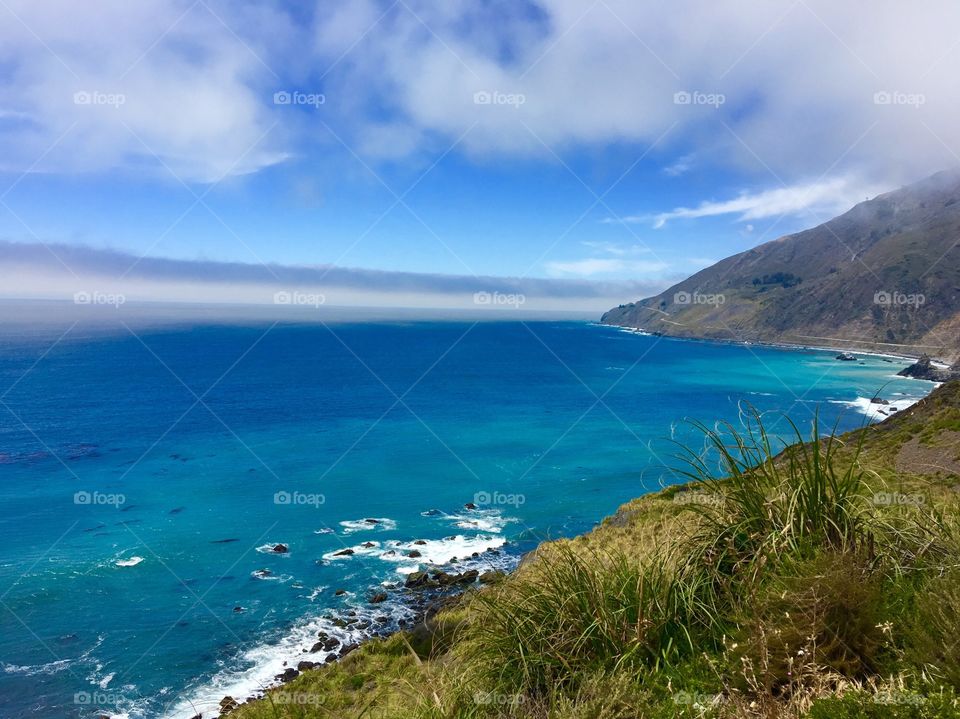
[207,545,509,717]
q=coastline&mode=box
[594,321,942,364]
[157,326,943,719]
[157,530,521,719]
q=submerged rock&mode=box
[271,543,289,553]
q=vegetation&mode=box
[232,382,960,719]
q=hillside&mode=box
[215,381,960,719]
[601,170,960,363]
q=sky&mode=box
[1,0,958,312]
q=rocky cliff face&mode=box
[602,169,960,363]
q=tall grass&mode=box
[456,546,688,702]
[669,409,881,630]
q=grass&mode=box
[232,382,960,719]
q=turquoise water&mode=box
[0,317,933,718]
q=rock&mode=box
[232,606,244,613]
[413,539,427,545]
[479,570,505,584]
[836,352,857,361]
[297,660,319,671]
[323,637,340,651]
[898,354,958,381]
[219,696,239,713]
[364,518,380,524]
[464,502,477,510]
[334,588,347,596]
[338,642,359,658]
[333,549,355,556]
[361,541,376,548]
[369,592,388,603]
[870,397,890,405]
[407,550,422,558]
[253,569,272,578]
[405,571,431,588]
[275,668,299,683]
[271,543,289,553]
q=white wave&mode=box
[339,518,397,533]
[378,535,506,574]
[321,541,382,561]
[249,570,293,583]
[159,598,416,719]
[3,658,73,676]
[442,509,515,534]
[115,556,144,567]
[255,543,290,555]
[831,396,922,420]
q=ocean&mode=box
[0,314,934,718]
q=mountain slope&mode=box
[602,169,960,362]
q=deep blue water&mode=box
[0,317,933,718]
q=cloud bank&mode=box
[0,240,668,311]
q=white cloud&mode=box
[4,0,960,186]
[0,0,291,182]
[580,241,651,256]
[630,176,889,228]
[305,0,960,181]
[663,153,695,177]
[545,258,668,276]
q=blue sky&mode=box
[0,0,956,310]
